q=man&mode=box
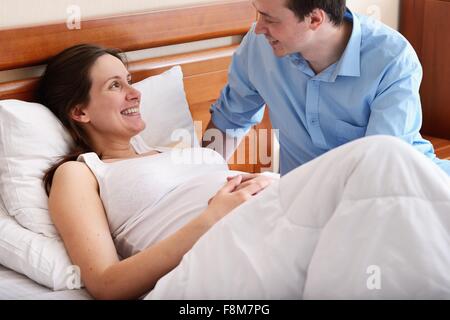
[203,0,450,176]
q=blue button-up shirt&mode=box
[211,10,450,176]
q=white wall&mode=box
[0,0,223,28]
[0,0,400,82]
[0,0,400,30]
[348,0,400,30]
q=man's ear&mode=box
[308,9,326,30]
[70,105,90,123]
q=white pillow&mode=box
[0,185,71,292]
[0,100,73,237]
[134,66,199,148]
[0,208,74,290]
[0,65,197,290]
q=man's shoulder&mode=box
[358,14,417,63]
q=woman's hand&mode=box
[204,174,273,226]
[227,173,277,192]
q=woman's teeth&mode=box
[121,107,139,115]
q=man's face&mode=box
[253,0,311,57]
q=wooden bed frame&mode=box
[0,0,274,173]
[400,0,450,160]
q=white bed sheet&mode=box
[147,136,450,299]
[0,264,91,300]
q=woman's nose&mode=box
[127,85,141,101]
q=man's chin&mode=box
[272,48,288,57]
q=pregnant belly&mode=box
[113,170,244,257]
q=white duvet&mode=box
[146,136,450,300]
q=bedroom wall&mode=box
[348,0,399,30]
[0,0,400,82]
[0,0,400,29]
[0,0,223,28]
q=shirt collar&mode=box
[288,8,362,82]
[333,8,361,79]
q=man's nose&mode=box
[255,17,266,35]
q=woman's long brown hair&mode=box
[37,44,126,196]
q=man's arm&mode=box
[202,119,244,161]
[365,48,426,146]
[203,24,265,160]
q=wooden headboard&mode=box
[400,0,450,160]
[0,0,275,172]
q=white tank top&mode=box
[77,135,239,258]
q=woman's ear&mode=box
[70,105,90,123]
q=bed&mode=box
[0,264,91,300]
[0,0,274,299]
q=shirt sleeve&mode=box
[210,25,266,135]
[365,45,424,145]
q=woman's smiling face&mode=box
[74,54,146,140]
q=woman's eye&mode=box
[110,81,121,89]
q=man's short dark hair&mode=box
[286,0,347,26]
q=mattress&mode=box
[0,264,92,300]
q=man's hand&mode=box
[202,120,243,161]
